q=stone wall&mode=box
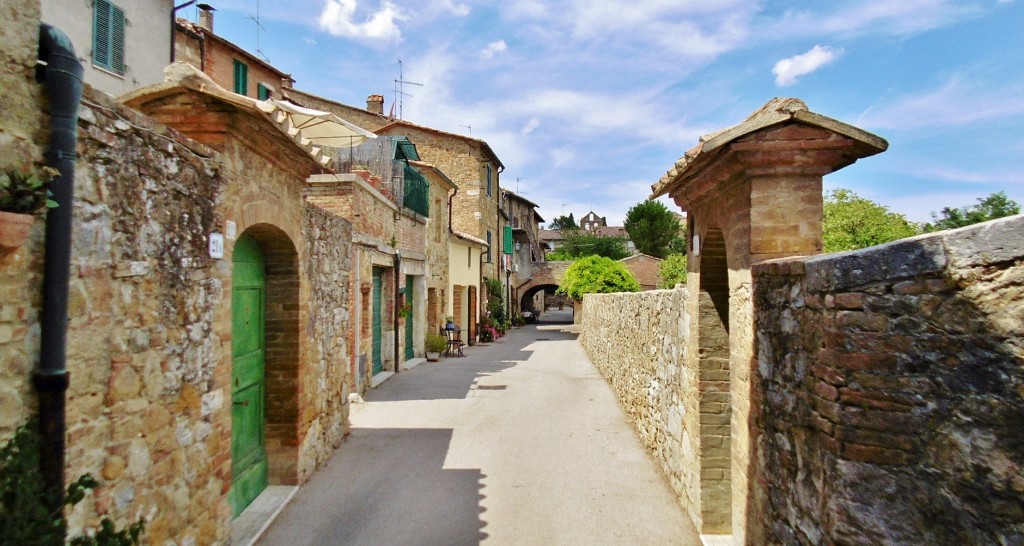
[1,76,356,543]
[0,0,44,441]
[579,289,703,526]
[749,215,1024,545]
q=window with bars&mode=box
[233,60,248,95]
[93,0,125,75]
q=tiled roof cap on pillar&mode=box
[650,97,888,206]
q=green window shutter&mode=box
[503,225,513,254]
[93,0,125,75]
[233,60,248,95]
[402,164,430,217]
[257,83,270,100]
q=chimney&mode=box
[367,94,384,115]
[198,4,216,32]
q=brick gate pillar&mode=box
[650,98,888,542]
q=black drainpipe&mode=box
[170,1,198,62]
[393,251,401,373]
[35,24,83,513]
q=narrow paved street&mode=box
[257,310,701,545]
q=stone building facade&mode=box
[304,171,428,389]
[2,36,356,542]
[412,160,458,332]
[40,0,174,97]
[501,190,544,315]
[174,6,295,100]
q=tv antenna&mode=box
[516,177,527,194]
[247,0,269,63]
[393,60,423,120]
[458,124,473,135]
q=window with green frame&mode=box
[233,60,248,95]
[93,0,125,75]
[257,83,271,100]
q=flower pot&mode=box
[0,211,35,249]
[426,352,440,362]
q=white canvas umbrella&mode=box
[256,98,376,148]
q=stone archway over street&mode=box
[517,261,572,312]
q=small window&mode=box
[257,83,271,100]
[233,60,248,95]
[486,230,492,263]
[486,165,493,197]
[93,0,125,75]
[467,247,471,268]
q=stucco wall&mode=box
[41,0,174,98]
[579,289,702,526]
[749,215,1024,545]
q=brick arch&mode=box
[516,261,571,302]
[234,223,301,486]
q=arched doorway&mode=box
[231,226,300,516]
[698,226,731,532]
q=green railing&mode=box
[403,164,429,217]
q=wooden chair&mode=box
[444,327,464,357]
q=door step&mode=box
[231,485,298,546]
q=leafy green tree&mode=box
[658,254,688,288]
[557,255,640,300]
[924,191,1021,232]
[823,188,919,253]
[548,213,577,230]
[546,232,630,260]
[624,200,682,258]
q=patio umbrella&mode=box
[256,98,376,148]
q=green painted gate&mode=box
[371,268,383,375]
[231,234,267,516]
[404,275,414,360]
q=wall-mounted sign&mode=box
[225,220,237,240]
[209,233,225,259]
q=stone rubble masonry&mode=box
[579,289,704,529]
[0,0,45,441]
[1,72,355,545]
[750,214,1024,545]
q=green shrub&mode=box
[1,419,144,546]
[658,254,688,288]
[557,255,640,300]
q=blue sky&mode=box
[189,0,1023,225]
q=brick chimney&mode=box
[367,94,384,115]
[198,4,216,32]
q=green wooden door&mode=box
[231,234,267,517]
[371,268,383,375]
[404,276,414,360]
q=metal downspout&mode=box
[35,23,83,514]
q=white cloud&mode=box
[773,0,980,38]
[481,40,508,59]
[318,0,405,41]
[435,0,470,16]
[772,45,843,86]
[521,117,541,135]
[858,76,1024,130]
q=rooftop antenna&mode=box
[516,177,527,194]
[458,124,473,135]
[393,59,423,120]
[247,0,270,63]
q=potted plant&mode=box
[425,332,448,361]
[0,166,59,249]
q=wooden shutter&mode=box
[93,0,125,75]
[110,5,125,74]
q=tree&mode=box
[546,232,630,260]
[823,188,919,253]
[557,255,640,300]
[624,200,682,258]
[924,191,1021,232]
[658,254,688,288]
[548,213,577,230]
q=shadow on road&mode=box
[257,428,486,545]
